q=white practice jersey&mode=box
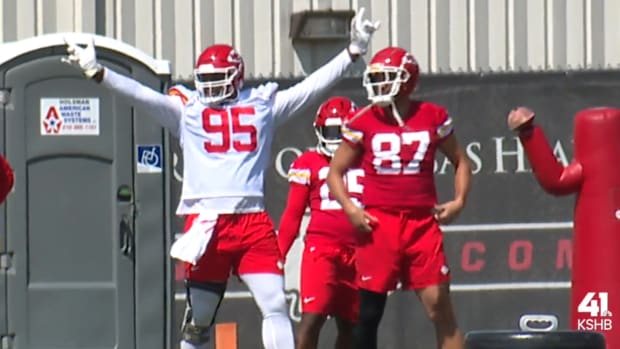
[174,83,279,213]
[100,49,353,214]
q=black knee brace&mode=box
[181,280,226,345]
[353,289,387,349]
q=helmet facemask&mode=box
[363,65,411,106]
[194,65,240,105]
[315,117,343,157]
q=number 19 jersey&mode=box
[288,150,363,245]
[342,101,454,209]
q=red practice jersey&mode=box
[342,101,453,209]
[279,150,363,251]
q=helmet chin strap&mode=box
[344,98,405,127]
[346,103,376,124]
[201,90,239,107]
[390,100,405,127]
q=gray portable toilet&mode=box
[0,33,173,349]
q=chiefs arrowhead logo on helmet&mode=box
[363,47,420,106]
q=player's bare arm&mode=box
[327,142,377,233]
[434,133,472,224]
[278,183,311,260]
[62,36,184,136]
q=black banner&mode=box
[168,70,620,348]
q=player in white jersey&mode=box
[63,8,379,349]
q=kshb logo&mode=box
[577,292,613,331]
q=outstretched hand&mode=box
[348,7,381,57]
[62,36,102,79]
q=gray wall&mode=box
[1,0,620,80]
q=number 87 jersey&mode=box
[342,101,454,209]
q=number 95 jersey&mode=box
[288,150,363,244]
[342,101,454,209]
[174,83,280,214]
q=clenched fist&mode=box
[507,106,535,131]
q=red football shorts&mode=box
[184,211,283,283]
[355,207,450,293]
[300,236,359,322]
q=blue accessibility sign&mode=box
[136,144,163,173]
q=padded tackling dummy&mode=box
[512,107,620,349]
[0,155,14,203]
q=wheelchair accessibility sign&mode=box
[137,145,163,173]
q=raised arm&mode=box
[98,68,183,136]
[63,37,184,137]
[271,8,380,123]
[272,50,353,124]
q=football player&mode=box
[327,46,471,349]
[62,9,379,349]
[278,97,362,349]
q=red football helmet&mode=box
[194,44,244,104]
[314,96,358,156]
[363,47,420,106]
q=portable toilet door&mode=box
[0,33,172,349]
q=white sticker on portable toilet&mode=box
[137,145,163,173]
[40,98,100,135]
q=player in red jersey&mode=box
[327,47,471,349]
[278,97,363,349]
[0,155,14,204]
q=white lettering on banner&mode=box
[40,98,100,136]
[169,137,571,182]
[173,221,575,325]
[274,147,303,179]
[173,152,184,182]
[266,137,572,180]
